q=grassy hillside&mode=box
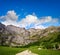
[39,32,60,49]
[24,32,60,49]
[40,32,60,43]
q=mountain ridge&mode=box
[0,22,60,47]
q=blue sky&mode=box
[0,0,60,29]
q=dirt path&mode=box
[16,49,38,55]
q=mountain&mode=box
[0,23,38,46]
[0,22,60,47]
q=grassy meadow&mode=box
[0,46,60,55]
[0,46,26,55]
[29,46,60,55]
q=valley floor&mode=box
[0,46,60,55]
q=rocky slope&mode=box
[0,23,60,47]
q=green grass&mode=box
[29,46,60,55]
[0,46,26,55]
[0,46,60,55]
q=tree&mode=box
[55,43,59,49]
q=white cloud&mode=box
[40,16,52,23]
[0,10,59,29]
[6,10,18,21]
[2,20,20,27]
[0,10,19,26]
[19,15,38,25]
[19,15,53,25]
[34,25,46,29]
[19,15,58,29]
[0,10,18,21]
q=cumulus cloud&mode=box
[0,10,19,26]
[19,15,54,25]
[19,15,58,29]
[19,15,38,25]
[0,10,18,21]
[0,10,59,29]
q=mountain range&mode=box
[0,22,60,47]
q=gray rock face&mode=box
[0,23,5,32]
[0,23,60,46]
[6,25,31,46]
[0,23,31,46]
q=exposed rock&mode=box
[0,22,60,46]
